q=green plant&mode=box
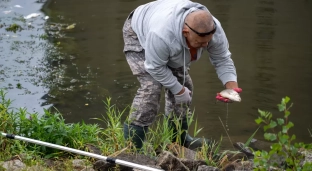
[253,96,312,171]
[5,23,23,33]
[0,89,102,159]
[92,97,127,155]
[143,114,174,157]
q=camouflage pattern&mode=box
[122,11,143,53]
[122,12,193,127]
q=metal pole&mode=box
[1,132,163,171]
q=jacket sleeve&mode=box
[207,20,237,86]
[144,32,183,94]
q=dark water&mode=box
[1,0,312,148]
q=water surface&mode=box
[1,0,311,148]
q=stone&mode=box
[197,165,220,171]
[1,159,26,171]
[180,158,207,170]
[72,159,88,170]
[156,151,190,171]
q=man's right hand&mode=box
[174,87,192,104]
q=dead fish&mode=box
[219,89,241,102]
[24,13,41,19]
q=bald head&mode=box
[185,10,214,33]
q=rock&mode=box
[226,151,248,162]
[233,142,254,158]
[197,165,220,171]
[180,158,207,170]
[43,159,56,168]
[156,151,190,171]
[93,160,115,171]
[166,143,197,160]
[85,144,102,155]
[249,139,272,152]
[25,165,48,171]
[299,149,312,167]
[81,166,95,171]
[0,159,26,171]
[223,160,253,171]
[72,159,88,170]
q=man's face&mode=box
[183,22,216,49]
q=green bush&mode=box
[0,89,102,159]
[253,96,312,171]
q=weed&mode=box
[91,97,128,155]
[0,89,102,159]
[5,23,23,33]
[253,96,312,171]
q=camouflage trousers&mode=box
[122,11,194,127]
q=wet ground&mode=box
[1,0,312,149]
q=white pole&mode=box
[1,132,163,171]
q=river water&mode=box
[1,0,312,148]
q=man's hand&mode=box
[174,87,192,104]
[216,86,242,103]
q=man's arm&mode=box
[144,32,183,95]
[225,81,238,89]
[207,19,238,88]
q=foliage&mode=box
[0,89,102,159]
[5,23,23,33]
[91,97,128,155]
[253,96,312,171]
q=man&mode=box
[122,0,242,150]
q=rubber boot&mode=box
[168,118,211,150]
[123,123,148,150]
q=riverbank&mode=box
[1,89,312,171]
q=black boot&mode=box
[168,117,211,150]
[123,123,148,150]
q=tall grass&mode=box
[0,89,102,159]
[91,97,129,156]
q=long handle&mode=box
[1,132,163,171]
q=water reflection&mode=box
[253,0,277,111]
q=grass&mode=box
[2,88,311,170]
[0,88,227,170]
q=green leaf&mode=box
[258,109,266,117]
[282,126,288,133]
[277,104,285,112]
[264,133,277,141]
[286,121,294,129]
[271,143,282,151]
[255,117,263,125]
[245,126,260,147]
[264,125,269,132]
[280,134,289,144]
[268,120,277,129]
[285,111,290,118]
[284,96,290,103]
[277,118,284,125]
[291,134,296,141]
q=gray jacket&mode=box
[131,0,237,94]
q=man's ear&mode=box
[182,27,189,37]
